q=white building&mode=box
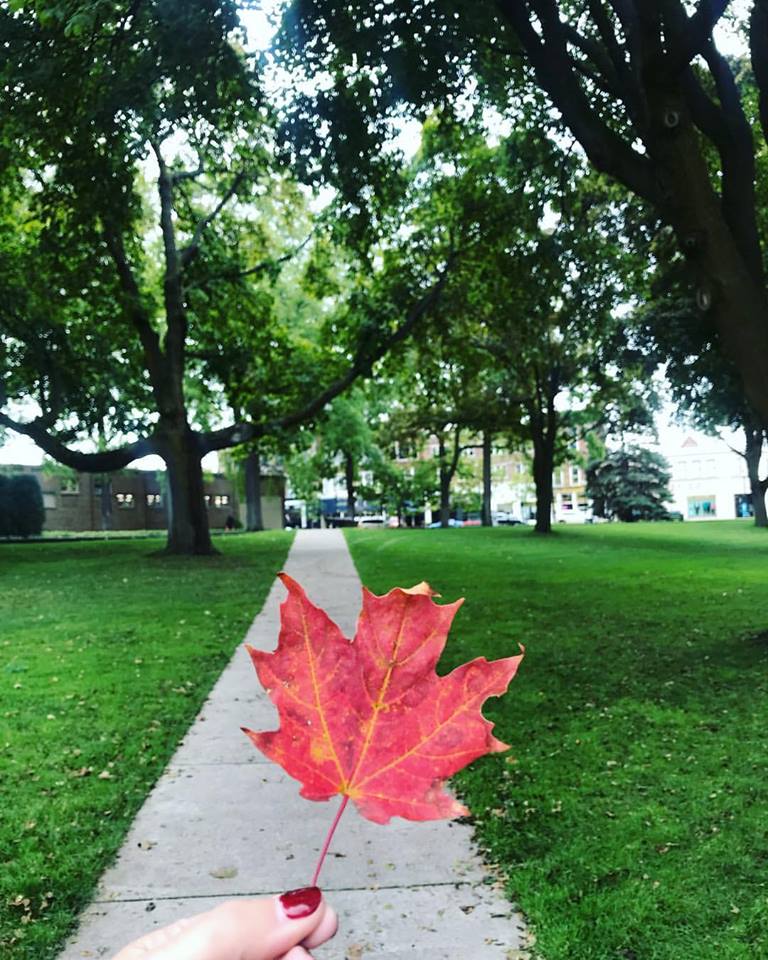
[659,427,764,520]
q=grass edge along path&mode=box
[1,532,294,960]
[345,523,768,960]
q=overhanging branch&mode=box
[498,0,661,205]
[0,411,157,472]
[199,258,455,455]
[663,0,732,76]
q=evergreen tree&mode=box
[587,446,673,522]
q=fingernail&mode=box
[279,886,322,919]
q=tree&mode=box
[306,389,377,522]
[587,445,673,522]
[636,278,768,527]
[363,451,439,526]
[399,119,656,532]
[277,1,768,428]
[0,474,45,538]
[0,2,451,553]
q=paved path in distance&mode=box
[59,529,527,960]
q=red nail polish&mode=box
[279,886,322,919]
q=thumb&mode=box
[112,888,337,960]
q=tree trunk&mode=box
[245,447,263,531]
[481,430,493,527]
[528,382,557,535]
[344,452,356,521]
[439,471,451,527]
[438,428,462,527]
[160,424,216,555]
[532,435,555,534]
[100,474,113,531]
[744,426,768,528]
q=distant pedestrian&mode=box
[225,514,236,532]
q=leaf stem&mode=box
[311,794,350,886]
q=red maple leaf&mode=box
[242,574,523,881]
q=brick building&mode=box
[4,466,238,533]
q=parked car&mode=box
[427,518,464,528]
[357,515,387,528]
[494,511,525,526]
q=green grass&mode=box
[0,533,293,959]
[345,522,768,960]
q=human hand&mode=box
[111,886,338,960]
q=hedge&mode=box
[0,474,45,537]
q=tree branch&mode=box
[0,410,156,472]
[662,0,732,76]
[199,259,455,454]
[179,170,246,270]
[588,0,647,127]
[102,223,166,391]
[150,139,187,382]
[172,158,205,183]
[192,230,315,287]
[699,40,763,281]
[750,0,768,146]
[497,0,661,205]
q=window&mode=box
[570,465,581,484]
[213,494,230,508]
[60,477,80,495]
[146,494,162,508]
[204,495,211,507]
[43,493,56,509]
[116,493,134,509]
[687,495,716,518]
[560,492,573,511]
[516,462,526,475]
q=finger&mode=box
[111,891,331,960]
[112,916,202,959]
[279,947,314,960]
[213,893,328,960]
[301,905,338,950]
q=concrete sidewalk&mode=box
[59,529,526,959]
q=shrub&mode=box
[0,474,45,537]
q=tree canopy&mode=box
[276,0,768,428]
[0,0,451,552]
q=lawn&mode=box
[0,532,293,960]
[345,522,768,960]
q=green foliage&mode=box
[347,523,768,960]
[0,0,264,436]
[363,451,439,518]
[0,533,293,959]
[0,474,45,537]
[587,445,673,522]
